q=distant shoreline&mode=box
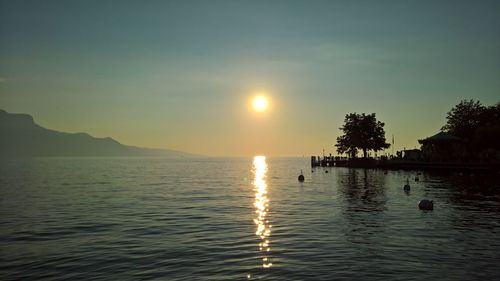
[311,156,500,172]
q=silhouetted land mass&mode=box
[314,100,500,171]
[0,109,197,157]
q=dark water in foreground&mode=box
[1,157,500,280]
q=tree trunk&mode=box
[363,148,367,158]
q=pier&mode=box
[311,155,348,167]
[311,155,500,171]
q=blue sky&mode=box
[1,0,499,156]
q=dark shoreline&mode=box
[311,156,500,172]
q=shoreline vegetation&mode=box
[317,99,500,171]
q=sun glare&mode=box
[252,96,269,112]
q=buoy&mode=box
[325,170,329,173]
[298,170,305,182]
[403,178,410,191]
[418,199,434,210]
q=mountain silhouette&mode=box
[0,109,197,157]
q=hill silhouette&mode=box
[0,109,197,157]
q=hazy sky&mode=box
[1,0,499,156]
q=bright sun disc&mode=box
[252,96,269,112]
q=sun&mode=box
[252,96,269,112]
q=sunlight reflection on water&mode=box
[252,156,273,269]
[2,158,500,280]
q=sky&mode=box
[1,0,499,157]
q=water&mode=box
[1,157,499,280]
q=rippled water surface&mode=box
[1,157,500,280]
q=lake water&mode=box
[1,157,500,280]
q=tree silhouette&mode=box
[335,113,390,158]
[441,99,485,140]
[475,103,500,150]
[442,99,500,149]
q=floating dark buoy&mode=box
[298,170,305,182]
[418,199,434,210]
[325,170,329,173]
[403,178,410,191]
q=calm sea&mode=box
[1,157,499,280]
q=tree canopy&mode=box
[441,99,485,139]
[335,113,390,158]
[442,99,500,149]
